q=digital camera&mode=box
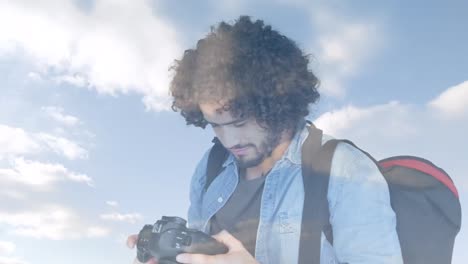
[136,216,228,264]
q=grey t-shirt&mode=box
[209,168,265,256]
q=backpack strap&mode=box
[298,124,338,264]
[205,137,229,191]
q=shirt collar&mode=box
[222,151,236,167]
[282,119,309,165]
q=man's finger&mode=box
[212,230,244,251]
[127,234,138,249]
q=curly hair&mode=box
[170,16,320,134]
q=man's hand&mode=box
[175,230,259,264]
[126,234,158,264]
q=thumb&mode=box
[212,230,244,251]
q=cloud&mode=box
[315,21,381,97]
[318,22,379,75]
[106,201,119,207]
[0,205,110,240]
[0,125,40,159]
[42,106,80,126]
[428,80,468,119]
[0,124,88,160]
[0,257,28,264]
[0,189,27,200]
[0,242,26,264]
[0,157,94,189]
[0,241,15,255]
[100,213,143,224]
[313,89,468,191]
[54,74,88,88]
[314,101,416,138]
[274,0,383,97]
[36,133,88,160]
[27,71,43,82]
[0,0,182,111]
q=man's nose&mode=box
[217,127,239,149]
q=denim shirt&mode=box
[187,122,403,264]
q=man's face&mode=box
[199,101,281,169]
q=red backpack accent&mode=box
[379,157,459,198]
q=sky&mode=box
[0,0,467,263]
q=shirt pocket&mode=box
[278,211,297,234]
[276,211,301,263]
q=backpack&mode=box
[204,123,461,264]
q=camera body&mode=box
[136,216,228,264]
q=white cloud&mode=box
[100,213,143,224]
[0,125,40,159]
[106,201,119,207]
[314,101,415,138]
[0,256,28,264]
[54,74,88,88]
[0,205,110,240]
[0,189,27,200]
[0,157,94,189]
[428,80,468,119]
[313,98,468,191]
[0,241,15,255]
[0,0,182,111]
[273,1,383,97]
[36,133,88,160]
[316,17,382,97]
[42,106,80,126]
[318,22,379,74]
[0,124,88,160]
[316,22,380,97]
[142,94,175,112]
[27,71,43,82]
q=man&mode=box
[128,16,403,263]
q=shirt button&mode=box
[217,197,223,203]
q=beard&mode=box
[234,130,282,169]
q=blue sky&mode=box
[0,0,467,263]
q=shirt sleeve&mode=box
[327,142,403,264]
